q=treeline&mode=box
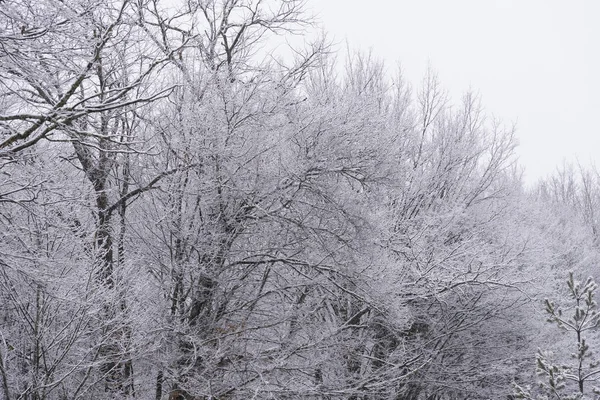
[1,1,599,399]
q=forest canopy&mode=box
[1,1,599,399]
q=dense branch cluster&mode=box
[1,1,599,399]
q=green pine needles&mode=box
[515,272,600,399]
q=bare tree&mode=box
[0,2,576,399]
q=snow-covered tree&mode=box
[515,272,600,399]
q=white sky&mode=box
[309,0,600,184]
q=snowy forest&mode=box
[2,1,600,399]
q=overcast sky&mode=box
[309,0,599,184]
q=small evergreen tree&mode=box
[515,272,600,399]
